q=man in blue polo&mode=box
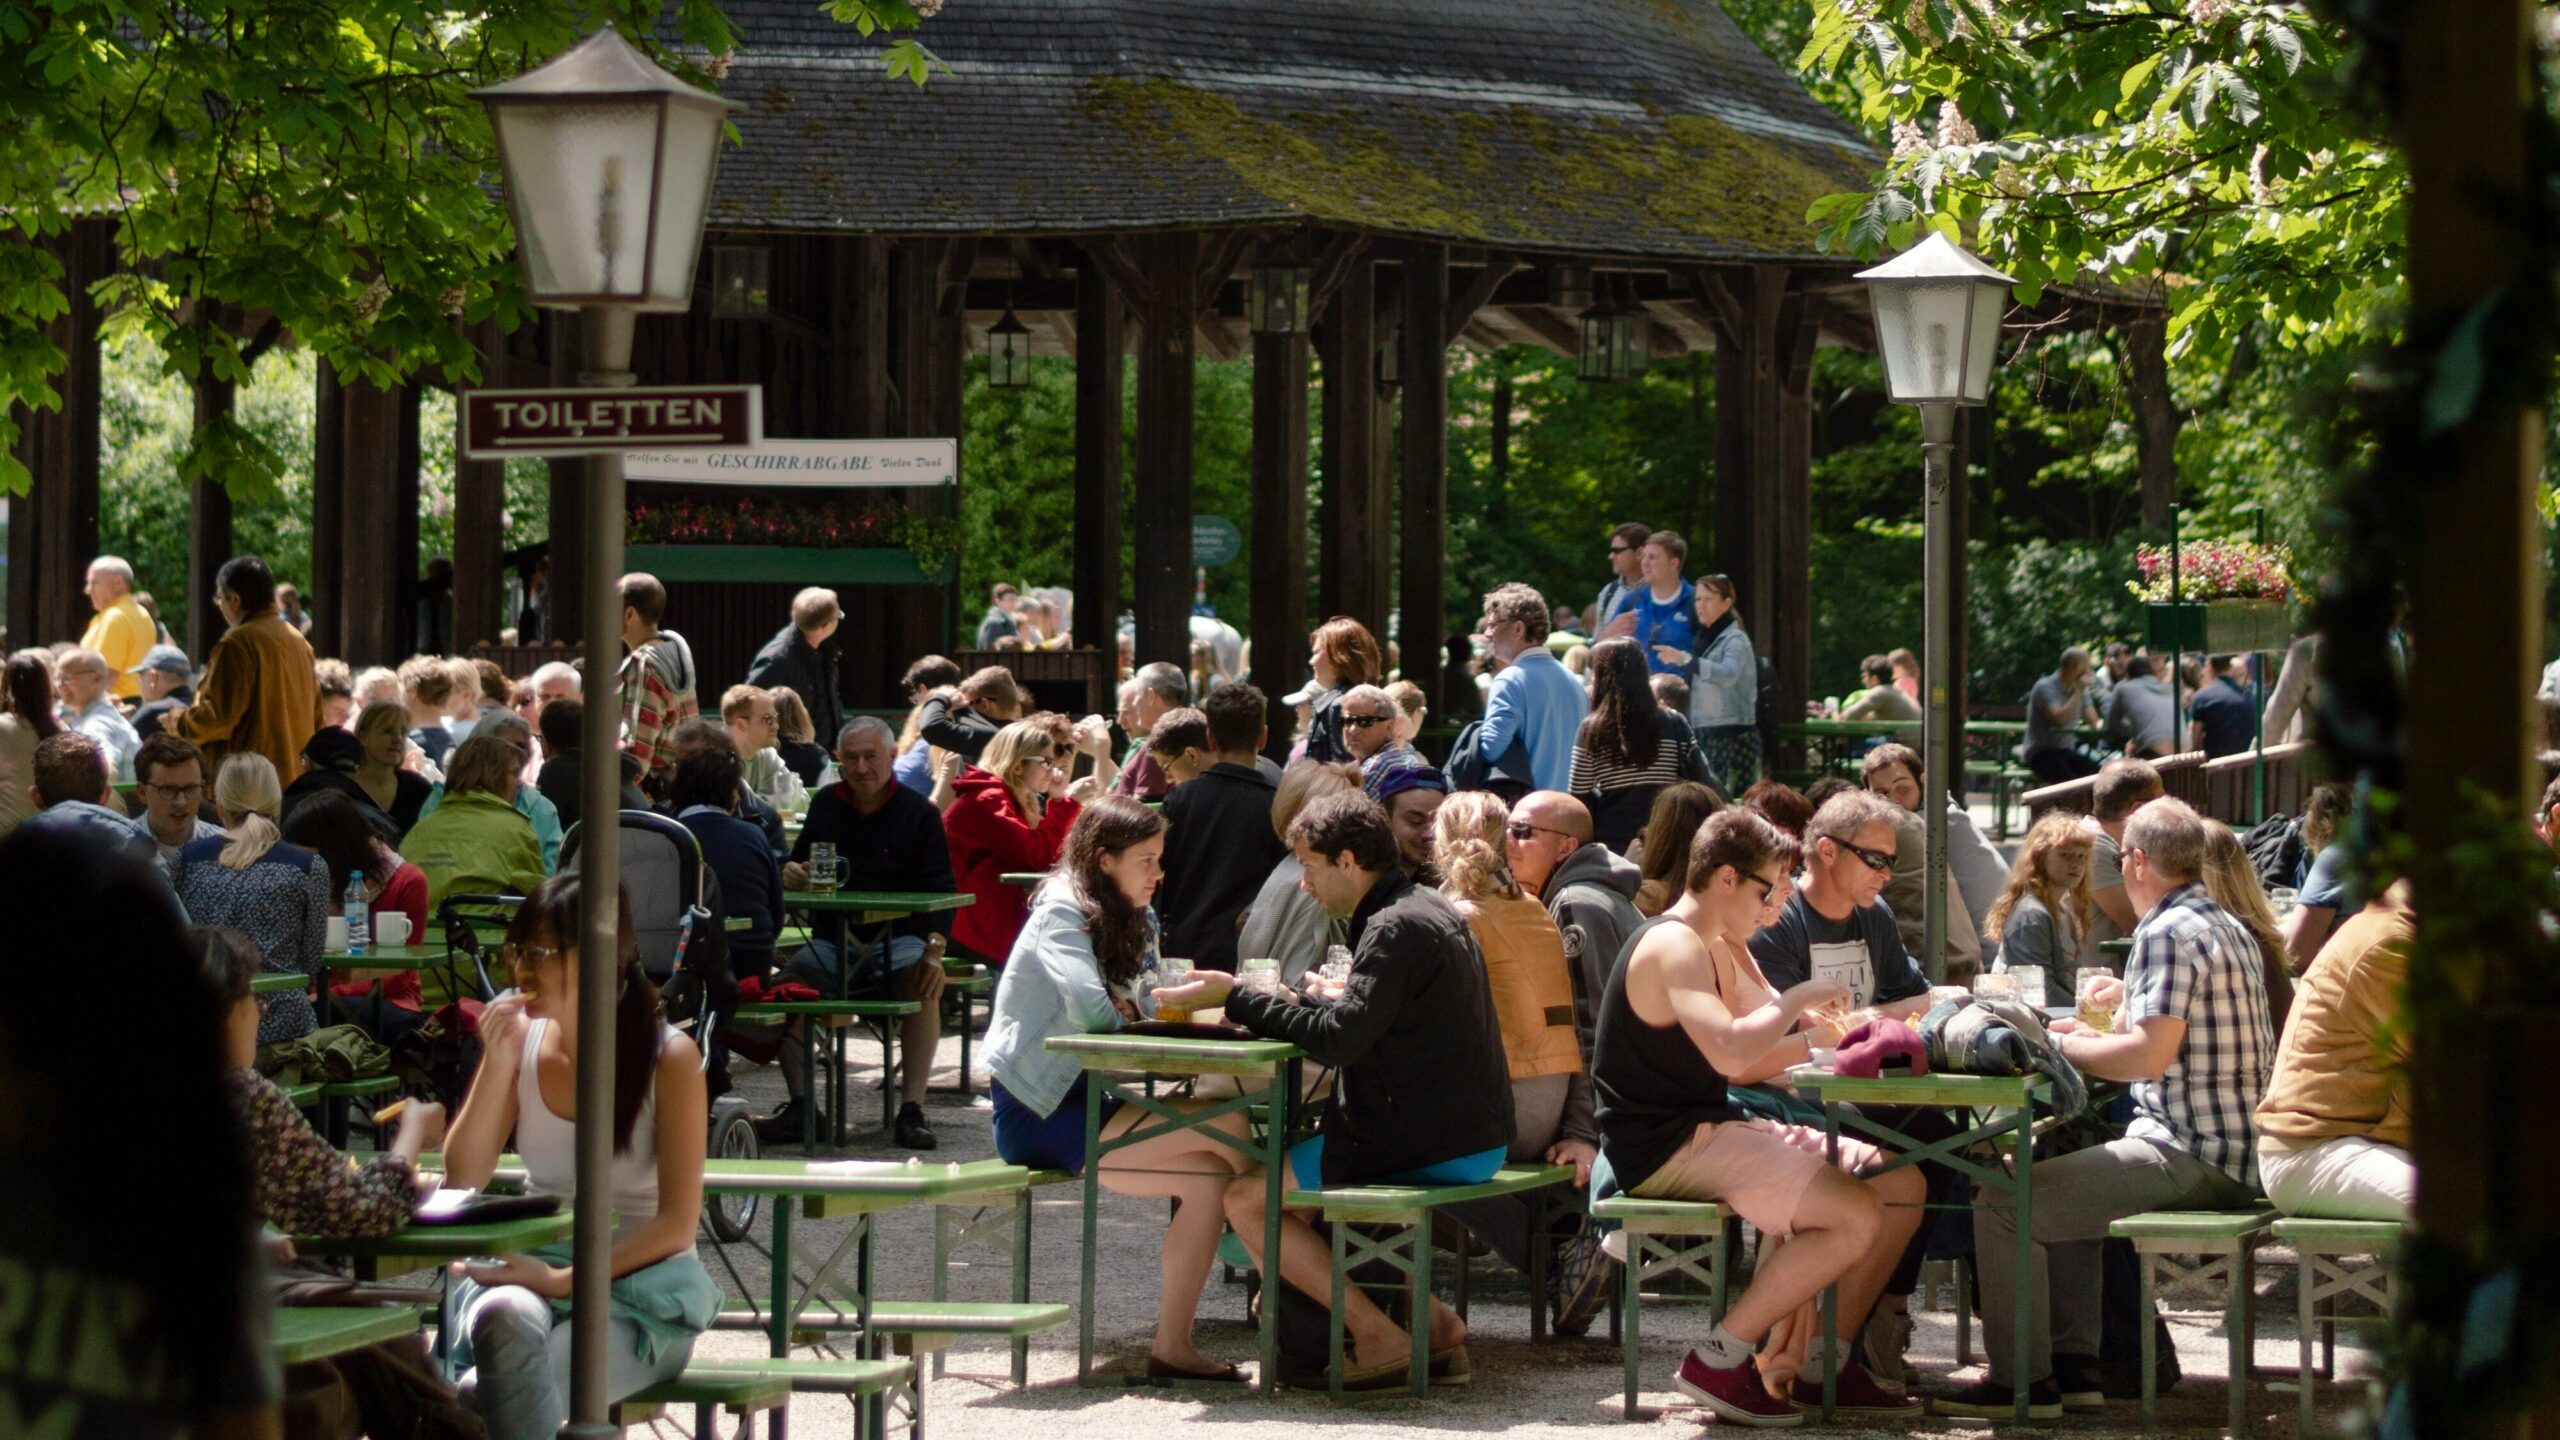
[1473,582,1587,796]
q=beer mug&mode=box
[2008,964,2048,1010]
[807,842,846,893]
[1972,970,2018,1003]
[1153,957,1195,1023]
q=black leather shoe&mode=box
[894,1101,938,1150]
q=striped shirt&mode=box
[2122,882,2276,1186]
[1567,730,1690,795]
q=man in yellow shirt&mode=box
[78,556,155,700]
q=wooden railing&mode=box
[2020,742,2321,828]
[2020,750,2208,819]
[953,647,1117,719]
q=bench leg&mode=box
[1406,1222,1429,1399]
[1622,1234,1642,1421]
[1529,1192,1551,1344]
[931,1205,951,1383]
[1955,1253,1975,1367]
[1012,1187,1033,1386]
[956,988,976,1098]
[2298,1249,2317,1435]
[2228,1246,2254,1437]
[1711,1221,1731,1323]
[1452,1218,1469,1325]
[2139,1252,2158,1427]
[1328,1219,1348,1401]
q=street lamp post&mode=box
[474,31,737,1438]
[1856,233,2012,983]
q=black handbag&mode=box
[1444,719,1536,798]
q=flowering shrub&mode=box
[627,495,901,548]
[2127,540,2293,604]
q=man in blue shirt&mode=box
[1475,582,1588,794]
[2185,655,2258,759]
[1604,530,1699,676]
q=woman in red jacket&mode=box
[945,720,1093,959]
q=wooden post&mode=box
[1317,256,1379,637]
[1399,245,1450,714]
[1770,288,1816,762]
[309,360,345,658]
[1130,231,1199,671]
[337,379,409,666]
[545,310,587,647]
[1251,319,1311,757]
[1075,259,1127,663]
[186,370,237,660]
[12,219,108,648]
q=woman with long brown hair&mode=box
[1981,811,2096,974]
[1302,616,1384,765]
[1571,636,1714,853]
[982,796,1259,1381]
[440,873,717,1438]
[1633,781,1724,916]
[0,649,64,834]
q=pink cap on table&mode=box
[1834,1017,1929,1079]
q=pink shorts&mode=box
[1629,1118,1890,1240]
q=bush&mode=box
[1810,530,2145,709]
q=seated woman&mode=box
[439,873,718,1439]
[1595,808,1925,1426]
[198,924,442,1236]
[286,789,432,1040]
[415,714,562,873]
[179,752,332,1046]
[982,796,1257,1382]
[405,733,548,920]
[1233,761,1362,983]
[1632,781,1723,916]
[1981,811,2094,974]
[2254,881,2414,1220]
[348,699,437,837]
[943,719,1092,961]
[767,686,831,788]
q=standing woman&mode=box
[1570,637,1713,853]
[440,874,717,1438]
[0,650,63,835]
[983,796,1258,1381]
[1673,576,1760,797]
[945,719,1094,961]
[179,752,332,1045]
[1302,616,1384,765]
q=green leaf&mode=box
[2119,52,2163,104]
[2423,293,2498,436]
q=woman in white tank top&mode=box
[440,874,719,1440]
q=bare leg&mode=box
[1097,1103,1254,1370]
[896,943,945,1107]
[1222,1175,1446,1370]
[1720,1167,1884,1343]
[1832,1165,1926,1341]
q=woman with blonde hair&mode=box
[178,752,332,1044]
[1981,812,2095,974]
[1235,761,1362,982]
[1384,679,1429,749]
[1633,781,1723,916]
[766,685,829,787]
[944,719,1095,960]
[2200,820,2297,1023]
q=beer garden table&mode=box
[272,1304,424,1365]
[1044,1032,1303,1391]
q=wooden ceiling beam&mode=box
[1442,254,1520,347]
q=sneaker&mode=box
[895,1101,938,1151]
[752,1097,825,1146]
[1549,1231,1614,1338]
[2051,1353,2110,1412]
[1674,1349,1805,1428]
[1930,1377,2066,1421]
[1789,1362,1922,1419]
[1857,1292,1912,1395]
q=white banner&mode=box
[623,437,956,486]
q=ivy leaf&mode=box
[2423,292,2499,437]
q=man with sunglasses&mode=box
[1593,521,1654,640]
[1337,684,1413,773]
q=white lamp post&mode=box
[473,31,735,1438]
[1856,233,2011,997]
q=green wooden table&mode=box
[322,943,442,974]
[1779,719,1918,776]
[1045,1032,1303,1393]
[251,971,310,996]
[1787,1066,2051,1426]
[999,871,1045,888]
[773,889,977,1149]
[271,1304,423,1365]
[289,1211,576,1282]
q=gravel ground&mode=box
[648,1029,2386,1440]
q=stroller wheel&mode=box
[706,1096,761,1242]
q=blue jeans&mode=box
[451,1280,694,1440]
[785,932,926,998]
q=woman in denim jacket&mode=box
[982,795,1260,1382]
[1658,576,1761,796]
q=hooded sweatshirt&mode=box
[942,767,1079,960]
[1538,841,1646,1045]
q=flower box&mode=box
[2144,599,2293,655]
[622,544,952,587]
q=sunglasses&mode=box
[1506,821,1576,843]
[1831,837,1898,875]
[1608,545,1636,556]
[1342,714,1391,729]
[1742,871,1778,902]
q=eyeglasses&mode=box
[1342,714,1391,729]
[1831,837,1898,875]
[501,942,564,968]
[1742,871,1779,902]
[1506,821,1576,843]
[1608,545,1636,556]
[142,782,204,801]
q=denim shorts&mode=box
[1287,1135,1508,1191]
[990,1077,1123,1177]
[783,933,925,998]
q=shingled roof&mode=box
[706,0,1878,263]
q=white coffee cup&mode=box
[375,913,414,948]
[326,915,350,951]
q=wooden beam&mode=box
[1251,323,1312,760]
[452,323,506,649]
[1442,254,1520,347]
[16,218,108,648]
[337,379,408,665]
[1499,303,1583,358]
[1679,267,1748,347]
[1308,230,1371,322]
[186,370,236,660]
[1400,244,1451,714]
[1083,237,1160,314]
[1130,230,1199,670]
[1770,287,1818,767]
[309,359,344,658]
[1316,256,1380,633]
[1073,260,1126,661]
[1192,229,1255,318]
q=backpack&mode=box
[2241,814,2305,892]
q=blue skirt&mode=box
[990,1077,1123,1176]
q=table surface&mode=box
[1000,871,1046,887]
[442,1153,1031,1199]
[322,944,441,969]
[289,1211,576,1258]
[1047,1032,1301,1076]
[782,889,977,914]
[1785,1065,2052,1107]
[271,1305,422,1365]
[251,972,310,995]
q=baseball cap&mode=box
[127,644,191,678]
[1834,1017,1929,1079]
[1364,759,1450,805]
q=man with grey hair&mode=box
[2022,645,2103,787]
[1337,683,1411,771]
[1111,660,1191,802]
[53,648,141,781]
[529,660,580,706]
[79,554,155,699]
[1941,796,2276,1420]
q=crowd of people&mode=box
[0,527,2420,1432]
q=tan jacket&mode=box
[2255,883,2411,1149]
[1463,893,1585,1082]
[171,609,318,782]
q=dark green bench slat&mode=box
[1287,1164,1575,1220]
[715,1301,1068,1337]
[620,1370,791,1412]
[2110,1207,2279,1242]
[680,1357,912,1396]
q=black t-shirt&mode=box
[1748,891,1929,1010]
[2188,678,2256,759]
[1593,916,1739,1193]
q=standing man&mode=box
[169,556,318,782]
[53,650,141,781]
[975,582,1020,649]
[1593,522,1653,638]
[745,586,843,750]
[2102,656,2178,758]
[128,732,224,884]
[2186,655,2258,759]
[1940,797,2274,1419]
[78,556,156,700]
[1111,662,1191,802]
[1474,583,1587,796]
[1155,682,1284,971]
[2022,646,2103,786]
[616,572,699,796]
[1617,531,1700,677]
[127,645,197,741]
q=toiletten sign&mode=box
[460,385,762,459]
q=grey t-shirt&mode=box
[2025,673,2087,756]
[1749,892,1930,1010]
[1996,892,2079,972]
[2105,674,2177,754]
[2078,820,2130,968]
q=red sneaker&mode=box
[1675,1349,1805,1428]
[1790,1361,1924,1419]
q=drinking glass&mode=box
[2267,886,2300,920]
[1153,957,1194,1022]
[808,842,843,893]
[1972,971,2019,1003]
[1239,956,1280,993]
[2008,964,2049,1010]
[1319,944,1353,987]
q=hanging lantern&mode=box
[1622,276,1654,378]
[1250,262,1312,335]
[1579,284,1637,384]
[1377,324,1402,388]
[986,305,1032,388]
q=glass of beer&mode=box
[1153,957,1194,1022]
[1238,956,1280,995]
[1972,971,2018,1003]
[807,842,844,893]
[2009,964,2049,1010]
[2076,967,2119,1032]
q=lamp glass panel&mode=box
[1960,280,2004,403]
[643,103,725,309]
[1871,282,1983,403]
[490,99,666,302]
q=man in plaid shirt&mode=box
[616,572,699,796]
[1935,797,2275,1420]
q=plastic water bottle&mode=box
[343,872,369,957]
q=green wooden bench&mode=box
[1283,1164,1577,1399]
[2111,1206,2280,1434]
[930,1166,1073,1382]
[653,1348,917,1437]
[938,962,995,1100]
[316,1073,403,1148]
[2270,1216,2402,1432]
[610,1366,793,1436]
[1590,1195,1731,1420]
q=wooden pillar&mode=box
[453,440,505,648]
[309,360,345,658]
[11,220,108,647]
[1770,287,1816,759]
[835,236,892,439]
[393,386,422,657]
[1711,311,1753,607]
[1251,320,1311,756]
[545,311,587,648]
[338,380,408,665]
[1317,256,1379,638]
[1130,232,1199,670]
[187,372,237,659]
[1074,260,1126,661]
[1399,246,1450,713]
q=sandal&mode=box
[1143,1355,1247,1384]
[1429,1343,1471,1386]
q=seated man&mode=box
[665,716,785,858]
[721,683,808,814]
[1154,683,1282,972]
[1837,654,1921,723]
[1219,793,1515,1388]
[1367,761,1448,882]
[918,665,1023,766]
[1749,790,1931,1018]
[1140,706,1212,790]
[53,647,141,782]
[1860,742,2006,977]
[1940,797,2275,1419]
[131,732,226,885]
[2255,880,2412,1220]
[2078,758,2166,966]
[770,716,953,1151]
[23,732,160,869]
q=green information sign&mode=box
[1192,515,1242,567]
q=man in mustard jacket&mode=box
[170,556,318,782]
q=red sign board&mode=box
[460,385,762,460]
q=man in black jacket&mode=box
[743,587,843,751]
[1219,792,1513,1386]
[917,665,1022,764]
[533,697,648,834]
[1156,683,1282,970]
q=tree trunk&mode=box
[2120,314,2180,531]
